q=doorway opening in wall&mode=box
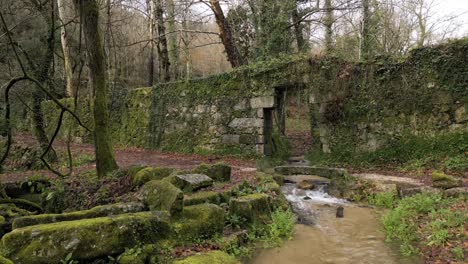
[277,86,312,158]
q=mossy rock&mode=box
[142,180,183,215]
[193,163,232,182]
[13,202,145,229]
[133,167,175,186]
[173,250,239,264]
[1,211,170,264]
[0,255,13,264]
[117,244,157,264]
[229,193,271,225]
[173,204,225,242]
[432,172,462,189]
[184,191,222,206]
[274,165,347,178]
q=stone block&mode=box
[184,191,222,206]
[250,96,275,109]
[222,134,240,145]
[193,163,232,182]
[229,193,271,225]
[2,212,170,264]
[455,105,467,123]
[173,204,225,241]
[274,165,347,178]
[229,118,263,129]
[239,134,257,145]
[142,180,184,214]
[173,251,239,264]
[132,167,174,186]
[12,202,145,229]
[174,174,214,192]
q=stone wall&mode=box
[40,38,468,157]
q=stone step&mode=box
[275,165,347,178]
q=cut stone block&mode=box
[229,193,271,225]
[229,118,263,129]
[174,174,213,192]
[173,204,225,241]
[142,180,183,215]
[12,202,145,229]
[221,134,240,145]
[193,163,231,182]
[132,167,174,186]
[184,191,222,206]
[250,96,275,109]
[2,211,170,264]
[274,165,347,178]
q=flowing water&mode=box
[252,184,422,264]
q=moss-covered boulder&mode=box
[432,172,462,189]
[173,174,213,192]
[229,193,271,225]
[173,251,239,264]
[1,211,170,264]
[133,167,175,186]
[117,244,158,264]
[12,202,145,229]
[142,180,183,215]
[193,163,231,182]
[184,191,222,206]
[0,255,13,264]
[173,204,225,241]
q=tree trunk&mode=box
[166,0,179,79]
[74,0,118,177]
[31,0,58,162]
[209,0,245,68]
[361,0,371,59]
[155,0,171,82]
[324,0,334,54]
[57,0,74,97]
[292,1,307,52]
[147,0,156,86]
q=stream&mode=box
[252,183,422,264]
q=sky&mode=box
[433,0,468,37]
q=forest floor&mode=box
[1,133,257,184]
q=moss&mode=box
[0,255,13,264]
[172,204,225,242]
[431,172,462,189]
[142,180,183,215]
[229,193,271,225]
[12,202,145,229]
[1,211,170,264]
[117,244,158,264]
[184,191,222,206]
[173,250,239,264]
[133,167,175,186]
[193,163,232,182]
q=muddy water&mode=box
[252,184,421,264]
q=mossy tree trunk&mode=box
[74,0,118,176]
[155,0,171,81]
[324,0,334,54]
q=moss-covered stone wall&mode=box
[41,38,468,157]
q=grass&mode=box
[381,192,466,259]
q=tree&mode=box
[73,0,118,177]
[155,0,171,81]
[324,0,334,53]
[57,0,74,97]
[209,0,245,67]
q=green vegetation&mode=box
[367,191,398,209]
[381,192,466,257]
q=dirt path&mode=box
[1,133,257,183]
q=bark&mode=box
[155,0,170,81]
[292,2,306,52]
[209,0,245,68]
[57,0,74,97]
[166,0,179,79]
[31,0,58,162]
[147,0,156,86]
[361,0,372,59]
[74,0,118,177]
[324,0,334,54]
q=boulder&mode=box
[13,202,145,229]
[142,180,183,215]
[174,174,213,192]
[1,211,170,264]
[184,191,222,206]
[133,167,174,186]
[173,250,239,264]
[297,180,315,190]
[275,165,346,178]
[444,187,468,198]
[398,186,441,198]
[193,163,231,182]
[173,204,225,241]
[229,193,271,225]
[432,172,462,189]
